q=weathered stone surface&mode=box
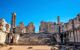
[0,31,7,44]
[18,33,57,45]
[0,45,52,50]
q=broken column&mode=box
[10,12,20,44]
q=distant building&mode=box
[15,22,26,33]
[15,22,35,34]
[26,22,35,33]
[39,16,64,33]
[39,21,47,33]
[54,24,59,33]
[63,23,68,32]
[19,22,26,33]
[39,21,57,33]
[47,22,55,33]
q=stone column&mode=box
[10,12,16,44]
[11,12,16,33]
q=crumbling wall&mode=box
[0,31,7,44]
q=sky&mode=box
[0,0,80,32]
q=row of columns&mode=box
[68,29,80,43]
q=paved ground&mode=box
[0,45,52,50]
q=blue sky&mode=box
[0,0,80,32]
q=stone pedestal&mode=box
[13,34,20,44]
